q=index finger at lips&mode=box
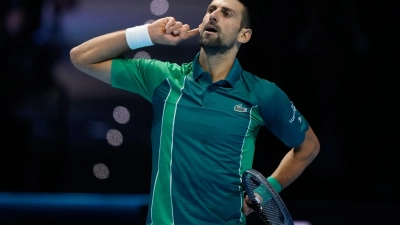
[181,24,197,39]
[186,28,200,39]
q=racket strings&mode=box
[245,174,290,225]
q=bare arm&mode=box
[69,17,200,84]
[271,126,320,189]
[243,126,319,216]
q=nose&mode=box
[209,9,219,22]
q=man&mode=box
[70,0,320,224]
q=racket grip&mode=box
[267,176,282,193]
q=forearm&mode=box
[70,30,129,69]
[271,127,320,189]
[69,17,198,84]
[271,148,315,189]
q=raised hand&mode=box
[148,17,200,46]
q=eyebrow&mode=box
[221,6,235,14]
[208,5,236,15]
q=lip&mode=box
[204,30,217,35]
[206,24,216,30]
[202,22,219,33]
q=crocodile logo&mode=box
[234,104,248,113]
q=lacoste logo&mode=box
[234,104,248,113]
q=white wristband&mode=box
[125,24,154,50]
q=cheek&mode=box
[200,17,208,30]
[202,15,209,24]
[228,27,241,38]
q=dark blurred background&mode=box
[0,0,398,224]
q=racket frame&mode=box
[242,169,294,225]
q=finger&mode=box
[185,28,200,39]
[242,196,254,216]
[244,195,252,205]
[164,17,176,30]
[179,24,199,40]
[168,21,183,35]
[198,23,203,32]
[168,25,197,45]
[245,207,254,216]
[247,209,254,216]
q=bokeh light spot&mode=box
[106,129,123,147]
[145,19,155,24]
[113,106,130,124]
[150,0,169,16]
[93,163,109,180]
[134,51,151,59]
[294,221,312,225]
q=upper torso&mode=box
[110,53,308,225]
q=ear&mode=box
[238,28,252,44]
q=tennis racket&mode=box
[242,169,294,225]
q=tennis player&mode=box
[70,0,320,224]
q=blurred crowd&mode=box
[0,0,76,192]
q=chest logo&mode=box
[234,104,248,113]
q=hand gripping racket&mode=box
[242,169,294,225]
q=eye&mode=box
[224,12,232,17]
[221,9,232,17]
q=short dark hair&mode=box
[237,0,258,30]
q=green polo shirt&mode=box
[111,52,309,225]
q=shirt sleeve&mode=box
[110,57,170,102]
[260,82,309,147]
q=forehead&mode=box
[208,0,244,12]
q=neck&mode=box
[198,48,238,82]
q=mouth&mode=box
[204,24,218,34]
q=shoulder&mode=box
[241,70,283,99]
[112,57,169,68]
[113,57,193,75]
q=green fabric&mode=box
[252,176,281,205]
[267,176,282,193]
[110,53,308,225]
